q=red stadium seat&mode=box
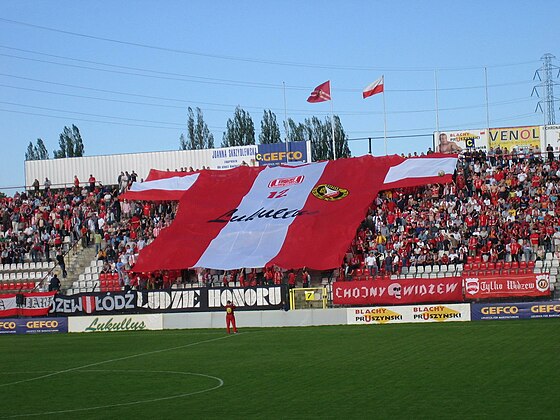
[355,268,363,277]
[502,269,510,276]
[99,273,107,280]
[503,262,512,270]
[519,261,527,269]
[495,261,503,270]
[528,261,535,269]
[474,255,482,263]
[467,256,474,264]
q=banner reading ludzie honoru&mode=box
[332,277,463,306]
[463,274,550,300]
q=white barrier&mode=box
[162,309,347,330]
[66,304,470,333]
[69,314,163,333]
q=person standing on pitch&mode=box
[225,300,238,334]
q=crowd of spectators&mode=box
[344,148,560,278]
[0,175,177,289]
[2,147,559,291]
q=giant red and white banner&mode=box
[119,154,457,203]
[333,277,463,306]
[133,155,457,271]
[463,274,550,299]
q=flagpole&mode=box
[434,69,440,134]
[331,94,336,160]
[484,67,490,132]
[383,83,387,155]
[283,81,289,163]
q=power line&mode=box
[0,45,537,93]
[0,51,536,93]
[0,18,540,72]
[0,81,535,117]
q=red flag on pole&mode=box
[307,81,331,103]
[362,76,384,98]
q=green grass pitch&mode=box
[0,319,559,419]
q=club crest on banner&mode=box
[312,184,348,201]
[464,278,480,295]
[536,275,550,292]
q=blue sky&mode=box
[0,0,558,193]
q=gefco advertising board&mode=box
[0,317,68,335]
[50,286,286,316]
[255,141,310,166]
[471,301,560,321]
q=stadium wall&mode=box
[24,147,248,189]
[163,309,347,330]
[24,141,312,189]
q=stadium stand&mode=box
[1,148,559,296]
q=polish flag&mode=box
[362,76,384,98]
[381,153,458,189]
[307,81,331,103]
[133,154,457,272]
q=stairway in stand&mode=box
[60,245,98,293]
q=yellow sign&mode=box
[362,308,403,324]
[305,291,315,301]
[488,126,540,151]
[412,305,461,322]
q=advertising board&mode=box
[463,274,550,300]
[333,277,463,306]
[435,130,488,153]
[68,314,163,333]
[347,303,471,325]
[488,126,541,152]
[471,301,560,321]
[0,317,68,334]
[209,145,258,169]
[255,141,310,166]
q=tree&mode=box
[179,133,187,150]
[180,107,214,150]
[259,110,281,144]
[284,116,350,161]
[35,138,49,160]
[222,106,255,147]
[329,115,351,160]
[284,118,309,143]
[53,125,84,158]
[25,138,50,161]
[25,142,36,161]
